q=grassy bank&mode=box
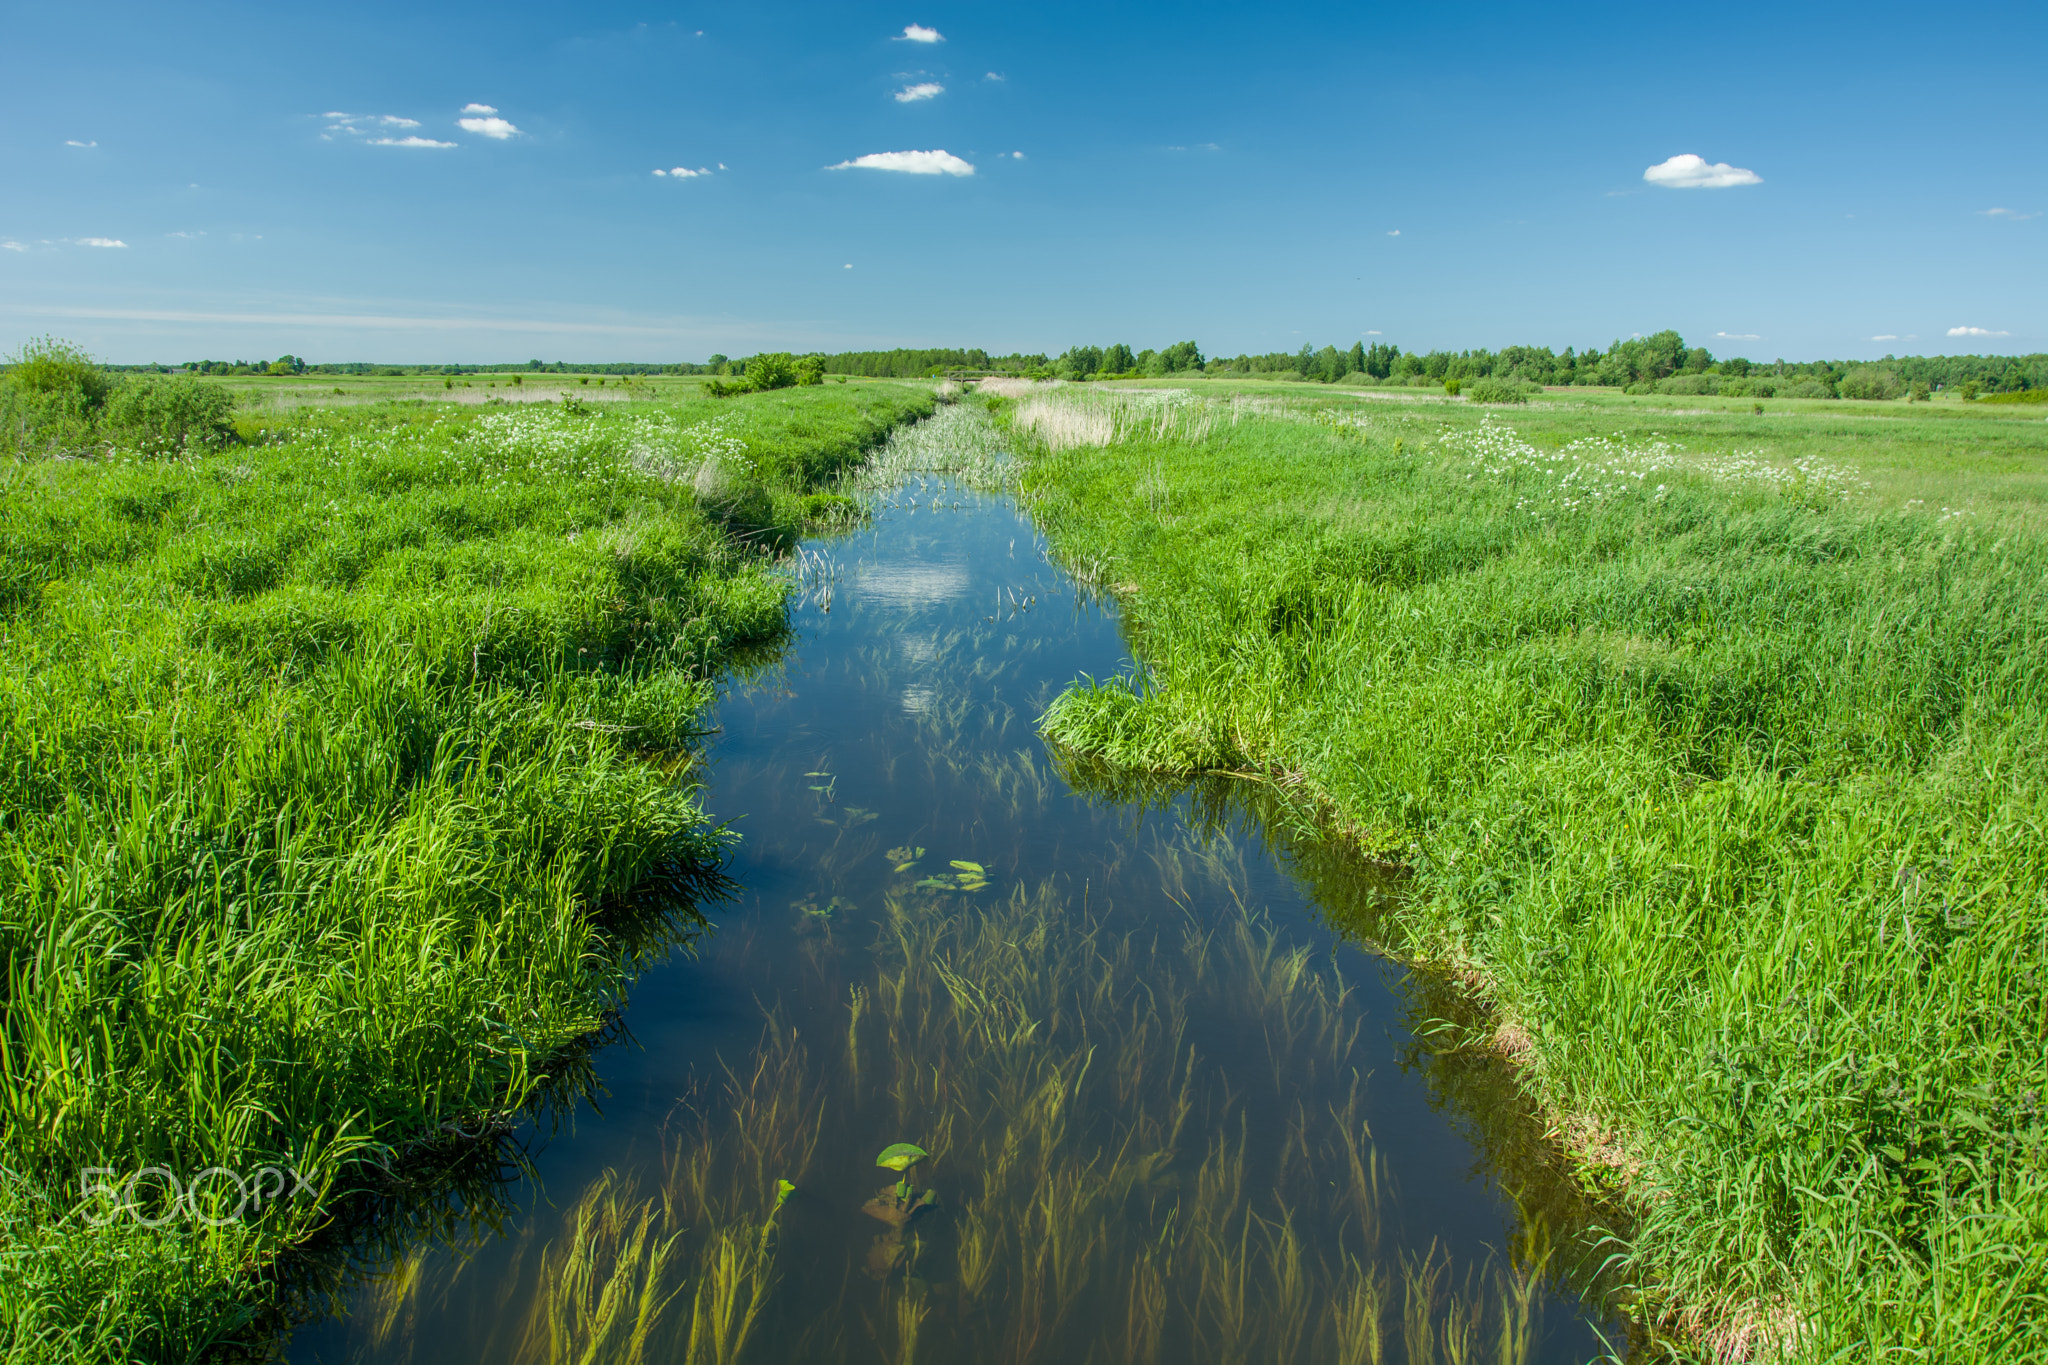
[1011,384,2048,1358]
[0,383,932,1361]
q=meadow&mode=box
[0,377,932,1362]
[1008,380,2048,1358]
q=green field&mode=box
[0,377,932,1361]
[1011,380,2048,1358]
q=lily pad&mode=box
[875,1142,928,1172]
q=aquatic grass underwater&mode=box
[347,876,1558,1365]
[0,384,932,1361]
[1014,387,2048,1357]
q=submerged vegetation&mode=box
[347,877,1558,1364]
[0,375,932,1360]
[1015,384,2048,1357]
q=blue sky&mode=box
[2,0,2041,364]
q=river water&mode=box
[287,469,1614,1364]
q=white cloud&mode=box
[461,103,498,115]
[73,238,128,248]
[1643,153,1762,189]
[168,230,205,239]
[1980,207,2039,220]
[1011,151,1025,159]
[1948,326,2011,338]
[65,139,97,148]
[1715,332,1760,340]
[458,116,520,139]
[1870,334,1898,341]
[898,23,942,42]
[844,263,853,269]
[827,149,974,176]
[1,241,26,252]
[1386,229,1400,236]
[986,72,1004,81]
[655,166,712,178]
[1365,330,1382,336]
[322,112,427,141]
[894,82,944,102]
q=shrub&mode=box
[1443,377,1462,397]
[1465,377,1531,404]
[1909,380,1931,402]
[743,352,799,391]
[1656,374,1715,396]
[0,336,115,454]
[103,376,236,455]
[1780,378,1834,399]
[795,356,826,387]
[1961,380,1982,401]
[1982,387,2048,404]
[1839,366,1903,401]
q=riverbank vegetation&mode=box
[0,370,931,1362]
[1011,383,2048,1358]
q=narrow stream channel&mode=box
[287,465,1615,1363]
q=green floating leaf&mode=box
[949,860,986,875]
[876,1143,929,1173]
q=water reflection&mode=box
[287,474,1615,1364]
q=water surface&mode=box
[289,475,1613,1364]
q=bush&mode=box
[1443,378,1462,397]
[0,336,114,454]
[1909,381,1931,403]
[795,356,826,387]
[1655,374,1715,396]
[1960,380,1982,401]
[743,352,798,391]
[1839,366,1903,401]
[103,377,236,455]
[1982,387,2048,404]
[1465,377,1531,404]
[1780,378,1835,399]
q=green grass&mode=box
[0,383,932,1362]
[1011,383,2048,1359]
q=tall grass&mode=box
[1015,389,2048,1358]
[0,385,932,1361]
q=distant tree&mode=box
[1102,343,1138,374]
[1840,366,1903,401]
[1060,345,1104,378]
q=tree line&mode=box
[46,336,2048,397]
[1042,331,2044,395]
